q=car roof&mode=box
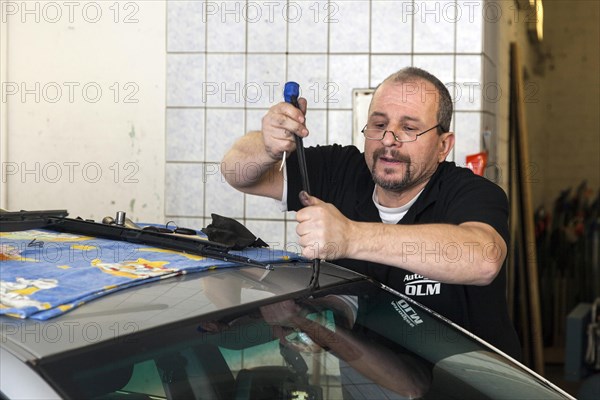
[0,261,363,361]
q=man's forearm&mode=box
[346,221,507,285]
[296,194,506,285]
[221,131,284,199]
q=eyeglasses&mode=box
[361,123,441,143]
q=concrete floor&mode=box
[544,363,582,397]
[544,363,600,399]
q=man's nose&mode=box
[381,130,401,147]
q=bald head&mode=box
[374,67,453,134]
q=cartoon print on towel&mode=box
[0,230,92,242]
[0,243,38,262]
[0,278,58,310]
[92,258,180,279]
[1,228,302,320]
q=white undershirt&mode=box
[373,188,423,224]
[280,169,423,226]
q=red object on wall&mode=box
[466,152,488,176]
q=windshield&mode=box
[37,281,569,400]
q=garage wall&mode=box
[536,1,599,208]
[492,0,599,209]
[486,0,546,193]
[1,0,166,222]
[165,0,501,247]
[4,1,594,236]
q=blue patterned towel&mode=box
[0,229,300,320]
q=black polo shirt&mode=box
[287,144,521,359]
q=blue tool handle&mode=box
[283,81,310,195]
[284,81,300,105]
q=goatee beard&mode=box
[371,148,413,192]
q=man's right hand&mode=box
[261,97,309,161]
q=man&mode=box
[222,67,521,359]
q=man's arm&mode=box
[296,192,506,286]
[260,300,432,399]
[221,99,308,200]
[221,131,284,199]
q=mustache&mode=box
[372,148,411,164]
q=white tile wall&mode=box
[412,55,455,85]
[246,194,285,220]
[165,163,205,216]
[244,219,286,248]
[371,1,413,53]
[205,0,246,52]
[167,0,206,52]
[288,0,329,53]
[167,54,205,106]
[456,0,484,53]
[304,109,328,147]
[370,55,413,87]
[246,54,287,108]
[246,0,287,53]
[329,1,370,53]
[166,108,205,162]
[205,109,245,162]
[455,55,483,111]
[205,54,246,107]
[328,55,370,110]
[166,0,496,244]
[413,0,456,53]
[287,54,328,109]
[328,110,353,146]
[205,170,245,219]
[166,217,206,232]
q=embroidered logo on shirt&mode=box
[391,299,423,327]
[404,274,441,296]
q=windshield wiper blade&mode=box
[0,210,273,270]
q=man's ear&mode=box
[438,132,455,162]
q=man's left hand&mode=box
[296,191,355,260]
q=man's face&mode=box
[364,80,453,194]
